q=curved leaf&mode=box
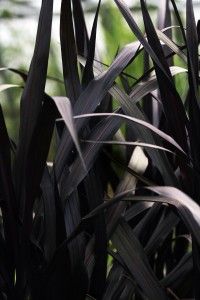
[53,96,86,170]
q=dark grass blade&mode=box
[0,106,17,276]
[60,0,81,104]
[73,43,140,117]
[53,96,86,170]
[55,41,140,180]
[83,167,107,299]
[14,0,54,218]
[31,199,44,248]
[142,49,153,124]
[186,0,199,89]
[72,0,89,56]
[61,114,121,200]
[1,1,198,298]
[82,146,148,277]
[197,20,200,43]
[115,187,200,281]
[161,252,192,291]
[41,167,56,262]
[170,0,186,43]
[14,97,57,298]
[145,211,178,257]
[79,194,159,228]
[114,0,172,79]
[81,43,181,187]
[115,0,188,154]
[130,66,187,103]
[0,235,15,297]
[23,96,57,235]
[82,139,175,154]
[102,263,125,300]
[63,190,84,262]
[156,30,187,62]
[125,202,153,222]
[82,0,101,87]
[144,187,200,247]
[63,190,89,300]
[186,0,200,200]
[44,196,88,300]
[75,112,186,155]
[107,88,178,186]
[111,219,168,300]
[192,239,200,299]
[80,185,200,249]
[14,95,57,296]
[139,0,188,153]
[56,39,184,188]
[133,203,163,246]
[39,182,88,299]
[118,279,135,300]
[52,170,67,247]
[40,249,88,300]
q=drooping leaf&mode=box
[61,114,121,199]
[55,41,140,180]
[74,112,186,155]
[139,187,200,247]
[82,139,174,154]
[78,55,181,186]
[129,66,187,104]
[53,96,86,170]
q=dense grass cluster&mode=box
[0,0,200,299]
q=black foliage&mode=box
[0,0,199,299]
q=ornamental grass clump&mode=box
[0,0,199,299]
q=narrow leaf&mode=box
[53,96,86,170]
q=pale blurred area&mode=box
[0,0,199,68]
